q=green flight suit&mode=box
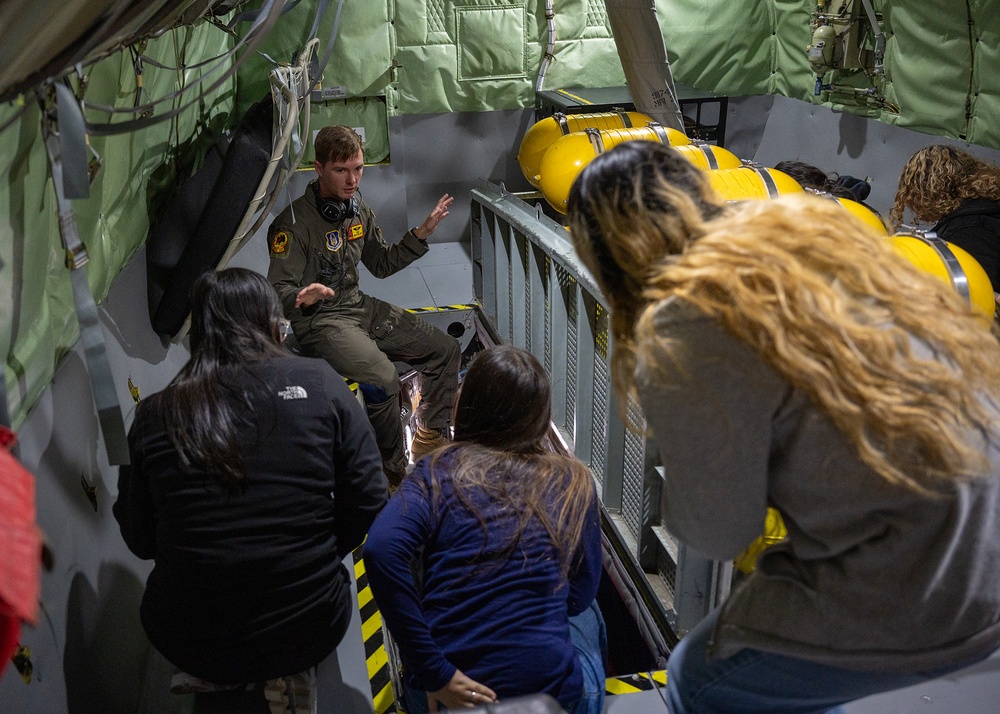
[267,182,460,473]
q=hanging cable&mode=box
[535,0,556,93]
[82,0,288,135]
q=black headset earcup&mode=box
[318,198,345,223]
[315,192,359,223]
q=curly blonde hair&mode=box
[569,142,1000,492]
[890,144,1000,228]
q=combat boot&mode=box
[410,426,450,462]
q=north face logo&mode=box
[278,386,308,400]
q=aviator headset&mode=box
[312,181,360,224]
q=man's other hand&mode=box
[413,194,454,240]
[295,283,335,308]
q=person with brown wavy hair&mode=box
[891,144,1000,288]
[567,140,1000,714]
[365,345,605,714]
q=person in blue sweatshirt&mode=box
[365,345,605,714]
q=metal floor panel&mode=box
[358,241,474,309]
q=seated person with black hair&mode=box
[115,268,386,704]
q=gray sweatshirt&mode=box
[635,297,1000,672]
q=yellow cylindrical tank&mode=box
[518,111,655,188]
[706,167,804,201]
[539,125,690,213]
[671,144,742,171]
[733,508,788,574]
[890,234,995,318]
[837,198,888,236]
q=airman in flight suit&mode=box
[268,125,459,485]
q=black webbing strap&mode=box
[42,89,129,466]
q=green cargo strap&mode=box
[42,90,130,466]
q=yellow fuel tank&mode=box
[890,234,995,318]
[670,144,742,171]
[518,111,655,188]
[837,198,887,236]
[539,125,690,213]
[706,167,804,200]
[734,508,787,574]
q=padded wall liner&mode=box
[148,94,273,337]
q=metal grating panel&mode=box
[523,236,531,350]
[591,306,610,476]
[562,268,579,447]
[507,230,515,344]
[544,256,552,375]
[622,399,645,537]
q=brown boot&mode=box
[410,426,450,462]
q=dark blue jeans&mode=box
[667,607,995,714]
[403,600,607,714]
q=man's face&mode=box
[315,149,364,201]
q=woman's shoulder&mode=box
[646,295,714,328]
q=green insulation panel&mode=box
[1,26,235,428]
[234,0,627,162]
[5,0,1000,433]
[660,0,1000,147]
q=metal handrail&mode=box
[469,180,730,637]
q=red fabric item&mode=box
[0,443,41,625]
[0,615,19,677]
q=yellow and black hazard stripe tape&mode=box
[606,670,667,696]
[354,539,663,711]
[405,304,478,314]
[354,549,398,714]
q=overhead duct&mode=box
[602,0,685,133]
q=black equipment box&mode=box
[535,84,728,146]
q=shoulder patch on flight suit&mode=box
[349,222,364,240]
[270,230,290,257]
[325,230,343,252]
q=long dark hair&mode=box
[430,346,596,583]
[158,268,285,488]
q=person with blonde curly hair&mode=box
[891,144,1000,288]
[567,140,1000,714]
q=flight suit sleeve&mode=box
[266,219,309,317]
[359,208,429,278]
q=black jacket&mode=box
[114,355,386,683]
[934,198,1000,291]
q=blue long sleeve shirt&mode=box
[364,451,602,707]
